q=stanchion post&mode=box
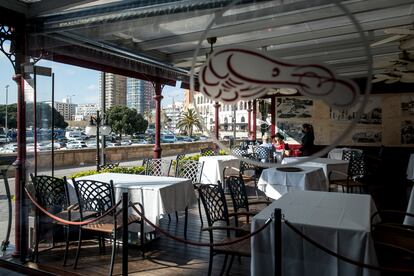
[274,208,282,276]
[122,192,128,276]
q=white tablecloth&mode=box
[282,157,349,181]
[252,191,379,276]
[258,166,327,199]
[327,148,363,160]
[404,186,414,226]
[199,155,240,184]
[70,173,196,230]
[407,153,414,180]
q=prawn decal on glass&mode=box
[199,47,359,109]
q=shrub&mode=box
[219,149,228,155]
[70,166,145,179]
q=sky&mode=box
[0,42,184,107]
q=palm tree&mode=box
[176,108,202,137]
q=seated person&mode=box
[257,134,274,162]
[241,131,258,151]
[271,133,290,160]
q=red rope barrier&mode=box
[25,187,121,226]
[284,219,414,274]
[129,203,272,247]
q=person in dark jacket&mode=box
[300,123,315,156]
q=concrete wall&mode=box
[30,141,216,168]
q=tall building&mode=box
[126,78,155,114]
[100,73,127,109]
[75,103,99,121]
[45,98,77,121]
[192,92,250,135]
[163,101,183,133]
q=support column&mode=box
[214,101,220,140]
[12,74,27,260]
[270,95,276,136]
[153,81,163,158]
[252,100,257,140]
[101,73,106,165]
[247,101,252,134]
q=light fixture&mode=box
[85,111,111,171]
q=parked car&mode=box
[66,141,88,149]
[0,134,12,143]
[107,142,121,147]
[120,140,132,146]
[131,139,149,145]
[2,143,18,153]
[160,134,177,143]
[176,136,194,142]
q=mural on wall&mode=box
[277,98,313,118]
[351,129,382,144]
[401,96,414,116]
[330,96,382,124]
[401,120,414,144]
[276,121,304,142]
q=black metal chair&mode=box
[30,174,73,265]
[176,153,186,162]
[141,158,151,168]
[175,160,205,227]
[231,147,247,157]
[226,176,271,226]
[254,146,273,163]
[72,179,144,275]
[98,162,120,170]
[144,158,172,177]
[198,184,253,276]
[371,210,414,274]
[222,160,260,197]
[329,150,367,193]
[200,147,217,156]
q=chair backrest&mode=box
[72,179,115,219]
[232,147,247,157]
[198,184,230,226]
[240,160,257,175]
[200,147,216,156]
[176,153,186,162]
[255,146,272,161]
[344,150,366,178]
[145,158,172,176]
[30,174,69,214]
[99,162,119,170]
[142,158,151,167]
[175,160,204,184]
[226,176,249,213]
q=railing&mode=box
[23,189,414,276]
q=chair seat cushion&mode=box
[214,237,251,257]
[82,214,141,233]
[330,179,365,187]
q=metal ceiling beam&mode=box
[169,14,414,61]
[28,0,96,17]
[0,0,28,15]
[38,0,239,32]
[138,0,413,51]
